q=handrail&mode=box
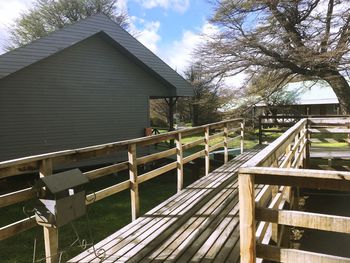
[0,118,245,262]
[239,116,350,263]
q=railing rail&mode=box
[239,167,350,263]
[239,116,350,263]
[0,118,244,262]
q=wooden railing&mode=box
[0,118,244,262]
[239,117,350,262]
[258,115,349,144]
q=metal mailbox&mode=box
[32,168,89,228]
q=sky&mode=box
[0,0,218,76]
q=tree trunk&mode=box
[320,70,350,115]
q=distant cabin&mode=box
[254,80,340,116]
[0,14,193,162]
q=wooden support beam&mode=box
[175,133,183,192]
[238,173,256,263]
[257,244,350,263]
[204,126,210,176]
[39,159,58,263]
[256,208,350,234]
[128,144,139,221]
[43,227,59,263]
[239,167,350,191]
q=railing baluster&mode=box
[128,143,139,221]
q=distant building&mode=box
[255,80,340,116]
[0,14,193,161]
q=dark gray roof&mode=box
[0,13,193,97]
[32,169,88,194]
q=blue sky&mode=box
[0,0,215,74]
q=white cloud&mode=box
[130,16,161,53]
[138,0,190,14]
[159,22,217,73]
[0,0,34,53]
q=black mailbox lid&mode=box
[32,169,89,194]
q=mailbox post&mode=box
[32,168,89,263]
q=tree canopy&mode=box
[201,0,350,113]
[6,0,128,50]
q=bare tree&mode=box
[201,0,350,114]
[183,62,232,126]
[6,0,128,50]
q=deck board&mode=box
[68,146,264,263]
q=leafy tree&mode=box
[6,0,128,49]
[201,0,350,114]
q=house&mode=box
[0,14,193,162]
[254,80,340,116]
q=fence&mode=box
[0,118,244,262]
[239,117,350,262]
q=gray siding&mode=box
[0,34,173,161]
[0,14,193,97]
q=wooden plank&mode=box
[176,133,183,192]
[146,183,237,262]
[85,181,131,204]
[39,159,59,263]
[209,141,225,152]
[238,173,256,263]
[182,150,206,164]
[84,162,129,180]
[309,118,350,125]
[182,138,205,150]
[209,131,225,141]
[0,216,37,241]
[137,148,176,166]
[69,147,263,263]
[309,128,350,134]
[138,161,177,184]
[0,187,36,208]
[240,167,350,191]
[128,144,139,221]
[256,208,350,234]
[227,135,241,143]
[256,244,350,263]
[310,138,350,143]
[44,226,59,263]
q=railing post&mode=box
[128,143,139,221]
[239,172,256,263]
[205,126,210,176]
[258,116,262,145]
[304,119,310,168]
[224,123,229,164]
[241,120,245,154]
[175,133,183,192]
[39,159,58,263]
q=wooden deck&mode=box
[68,146,264,263]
